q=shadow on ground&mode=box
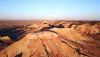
[0,27,25,41]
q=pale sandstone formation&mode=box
[0,21,100,57]
[75,24,100,36]
[0,36,11,43]
[0,28,99,57]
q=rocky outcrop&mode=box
[0,27,100,57]
[0,36,11,43]
[75,24,100,36]
[0,21,100,57]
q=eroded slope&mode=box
[0,21,100,57]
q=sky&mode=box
[0,0,100,20]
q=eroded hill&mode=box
[0,21,100,57]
